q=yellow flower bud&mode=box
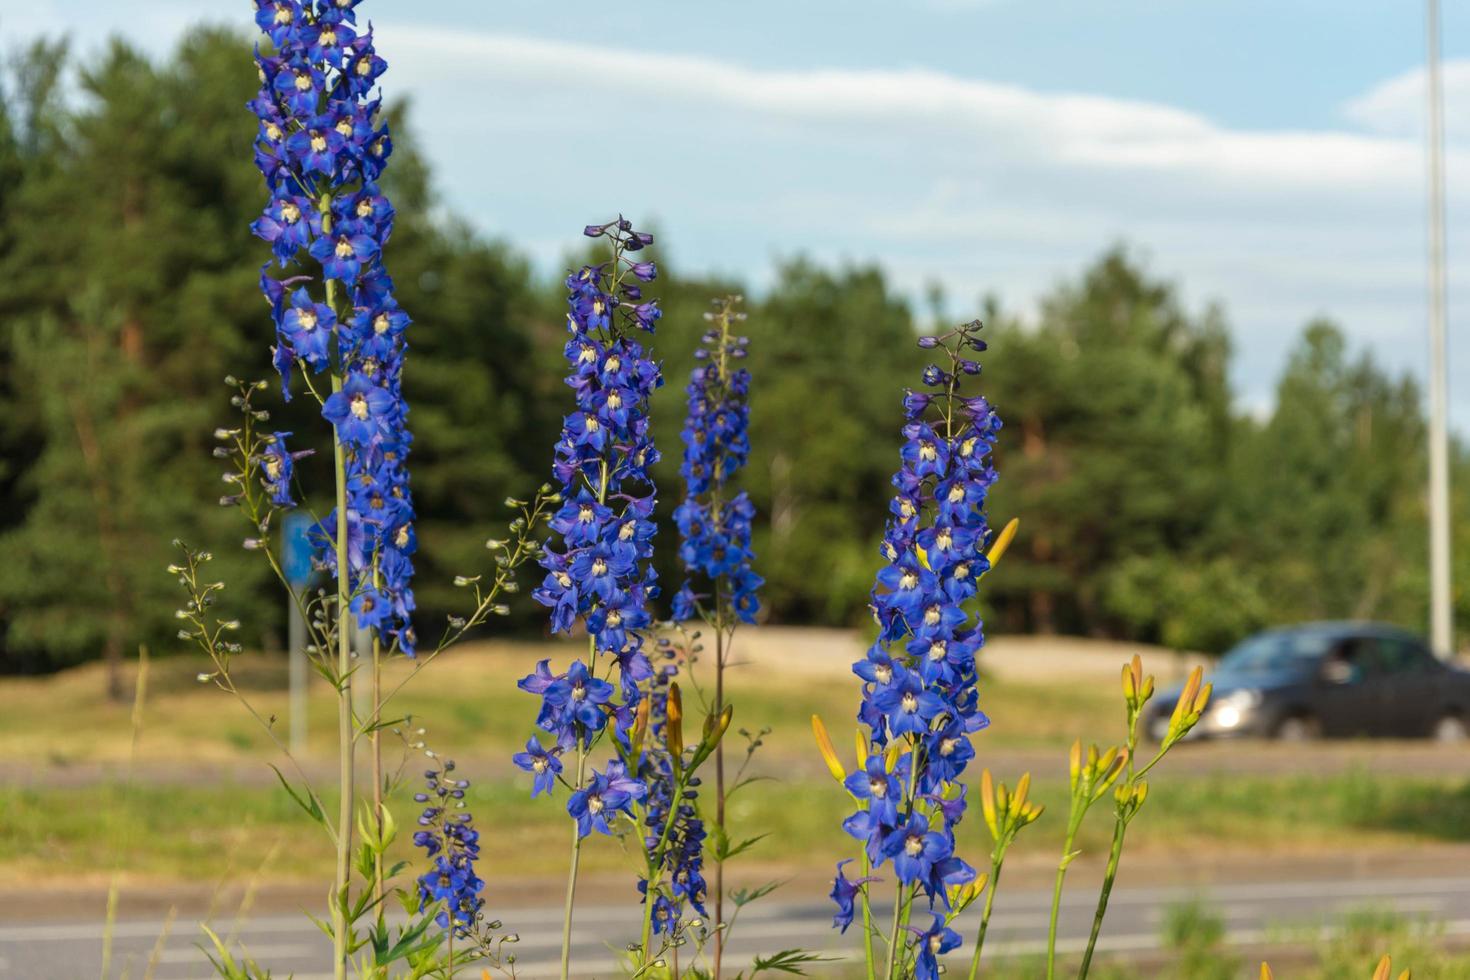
[986,517,1019,570]
[811,714,847,783]
[666,683,684,760]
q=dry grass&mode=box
[0,629,1124,767]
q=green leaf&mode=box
[267,764,327,828]
[732,878,787,908]
[750,949,834,976]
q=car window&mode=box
[1368,639,1432,676]
[1218,631,1333,674]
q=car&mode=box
[1145,621,1470,742]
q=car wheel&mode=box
[1432,714,1469,744]
[1274,714,1320,741]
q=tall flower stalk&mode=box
[172,4,550,977]
[521,218,664,980]
[248,2,413,971]
[828,319,1002,980]
[670,295,762,977]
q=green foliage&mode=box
[1,31,1466,677]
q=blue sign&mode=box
[282,511,316,588]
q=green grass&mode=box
[5,768,1468,887]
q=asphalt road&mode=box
[7,873,1470,979]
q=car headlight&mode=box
[1211,689,1261,729]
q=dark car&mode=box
[1145,622,1470,742]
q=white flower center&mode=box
[349,394,370,420]
[904,835,923,857]
[280,201,300,223]
[901,692,918,712]
[310,132,327,152]
[918,441,937,461]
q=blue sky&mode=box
[6,0,1470,427]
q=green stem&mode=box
[559,745,588,980]
[884,738,920,979]
[966,854,1005,980]
[1077,817,1127,980]
[860,850,877,980]
[327,272,354,980]
[712,588,727,980]
[639,767,691,968]
[1045,813,1084,980]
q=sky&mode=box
[5,0,1470,428]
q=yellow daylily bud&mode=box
[1260,965,1274,980]
[630,697,652,758]
[854,729,869,768]
[1013,772,1031,812]
[666,683,684,760]
[811,715,846,782]
[986,517,1019,570]
[1068,739,1082,790]
[716,704,734,741]
[884,738,905,772]
[979,769,999,838]
[1372,955,1391,980]
[1170,666,1203,729]
[1195,682,1213,715]
[915,544,932,571]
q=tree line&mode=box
[1,29,1465,683]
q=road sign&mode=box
[282,510,316,588]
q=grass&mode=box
[5,768,1469,887]
[6,634,1470,894]
[0,638,1119,767]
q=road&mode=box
[7,873,1470,979]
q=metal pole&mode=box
[1426,0,1455,658]
[289,590,307,755]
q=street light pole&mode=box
[1426,0,1454,658]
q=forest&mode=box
[1,28,1466,682]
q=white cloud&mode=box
[8,7,1464,425]
[370,25,1468,425]
[1343,58,1470,142]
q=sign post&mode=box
[282,511,315,756]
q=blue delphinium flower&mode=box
[636,647,708,936]
[830,860,878,934]
[520,219,663,837]
[412,756,485,935]
[840,319,1001,968]
[258,431,313,508]
[912,914,963,980]
[248,0,418,655]
[671,296,762,626]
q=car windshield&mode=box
[1217,631,1332,675]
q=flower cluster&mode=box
[637,647,708,936]
[671,297,762,625]
[248,0,417,653]
[413,756,486,936]
[840,320,1001,952]
[521,219,663,833]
